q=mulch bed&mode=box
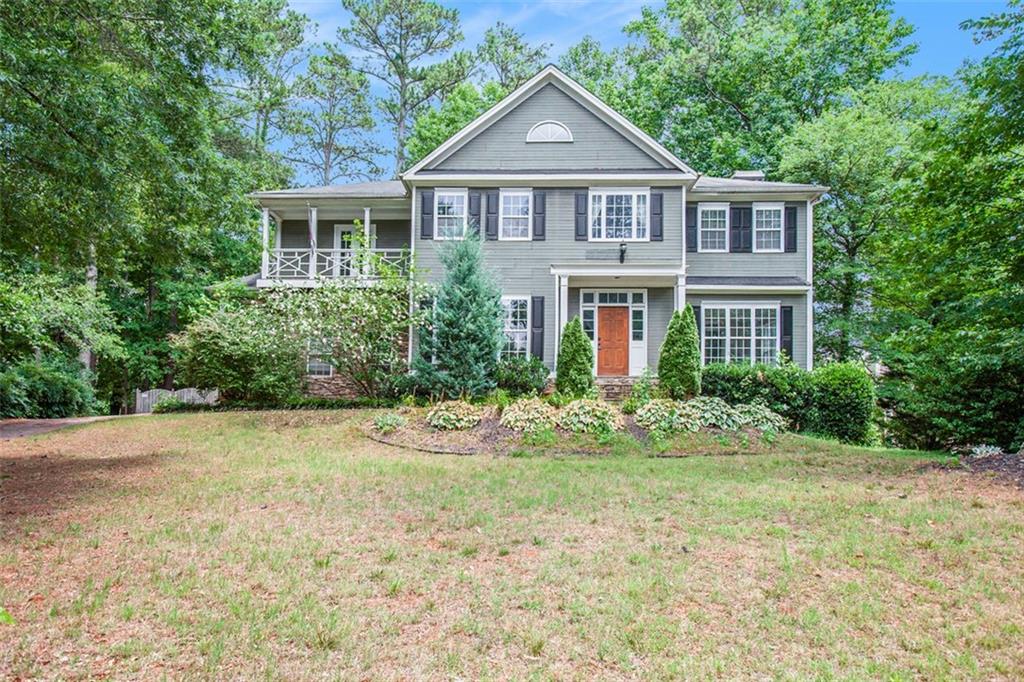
[938,451,1024,490]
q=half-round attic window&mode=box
[526,120,573,143]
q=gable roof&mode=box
[402,65,698,179]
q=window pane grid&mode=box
[500,193,531,239]
[582,309,595,339]
[436,193,466,240]
[700,208,728,251]
[754,207,782,251]
[703,307,779,366]
[501,298,529,360]
[590,192,648,240]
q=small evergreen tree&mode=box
[658,305,701,399]
[555,316,594,397]
[409,233,503,398]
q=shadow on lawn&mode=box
[0,451,169,522]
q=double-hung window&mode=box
[306,339,334,377]
[753,202,784,252]
[500,297,530,359]
[698,203,729,252]
[435,190,467,240]
[589,189,649,241]
[702,306,779,365]
[499,190,531,240]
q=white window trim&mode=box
[498,189,532,241]
[433,188,468,241]
[500,295,531,360]
[752,202,785,254]
[700,303,781,366]
[588,188,651,242]
[526,120,573,143]
[305,339,334,378]
[697,202,730,253]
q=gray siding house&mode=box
[251,66,824,391]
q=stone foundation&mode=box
[304,374,362,399]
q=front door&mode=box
[597,307,629,376]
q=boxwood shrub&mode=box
[495,355,549,397]
[807,362,875,444]
[701,362,813,429]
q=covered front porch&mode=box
[552,262,685,378]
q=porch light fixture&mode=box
[619,242,627,264]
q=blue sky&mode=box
[284,0,1010,182]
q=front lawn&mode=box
[2,411,1022,679]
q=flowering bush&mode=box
[426,400,482,430]
[500,397,557,432]
[733,403,787,432]
[557,399,623,434]
[634,399,700,433]
[373,412,408,434]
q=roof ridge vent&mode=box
[731,169,765,181]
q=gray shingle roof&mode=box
[693,176,826,193]
[250,180,407,199]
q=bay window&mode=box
[753,202,784,252]
[698,203,729,252]
[702,306,779,365]
[589,189,649,241]
[435,190,467,240]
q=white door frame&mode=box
[579,288,648,376]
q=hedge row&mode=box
[701,361,875,444]
[0,361,99,418]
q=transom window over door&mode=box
[435,190,467,240]
[753,203,784,252]
[698,203,729,252]
[589,190,649,241]
[501,297,529,359]
[499,191,531,240]
[702,306,779,365]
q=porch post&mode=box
[675,274,686,312]
[362,205,372,276]
[558,275,569,347]
[307,205,318,279]
[261,207,270,279]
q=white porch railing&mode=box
[264,248,408,280]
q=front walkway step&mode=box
[595,377,652,402]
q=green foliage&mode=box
[405,81,506,168]
[687,397,744,431]
[0,361,99,418]
[151,398,188,414]
[701,362,813,429]
[621,368,657,414]
[808,363,876,444]
[734,404,787,433]
[426,400,482,430]
[658,306,701,399]
[499,398,558,433]
[557,399,623,434]
[634,399,700,433]
[634,398,785,434]
[495,355,549,397]
[555,317,595,398]
[477,21,550,90]
[373,412,408,434]
[410,235,503,399]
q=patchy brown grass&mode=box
[2,411,1023,680]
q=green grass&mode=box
[1,410,1022,679]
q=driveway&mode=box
[0,416,120,440]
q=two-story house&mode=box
[250,66,824,395]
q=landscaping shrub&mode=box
[658,306,701,399]
[0,369,31,418]
[0,361,98,418]
[481,388,514,409]
[151,397,188,414]
[557,399,623,434]
[499,397,557,432]
[701,361,813,428]
[634,399,700,433]
[686,396,743,431]
[373,412,408,434]
[733,404,787,433]
[144,396,399,413]
[410,234,504,399]
[808,362,875,444]
[555,317,594,398]
[426,400,482,430]
[495,355,549,396]
[621,368,657,414]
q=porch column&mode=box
[307,205,318,279]
[675,274,686,311]
[362,206,372,276]
[557,275,569,351]
[261,207,270,279]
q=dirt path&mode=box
[0,416,120,440]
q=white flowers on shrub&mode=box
[426,400,482,430]
[500,398,557,432]
[557,399,623,434]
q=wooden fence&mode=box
[134,388,219,414]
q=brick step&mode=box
[595,377,656,402]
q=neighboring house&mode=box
[250,66,825,395]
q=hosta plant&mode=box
[733,404,787,432]
[686,396,744,430]
[634,399,700,433]
[500,397,557,432]
[373,412,408,434]
[426,400,482,430]
[557,399,623,434]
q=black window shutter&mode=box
[532,191,546,241]
[420,190,434,239]
[485,190,498,240]
[685,204,697,252]
[530,296,544,359]
[785,206,798,252]
[468,190,481,236]
[780,306,793,361]
[650,192,663,241]
[731,206,751,253]
[692,305,701,340]
[574,192,588,241]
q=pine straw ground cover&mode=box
[2,411,1023,679]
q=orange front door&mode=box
[597,307,630,376]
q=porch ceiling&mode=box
[261,197,411,222]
